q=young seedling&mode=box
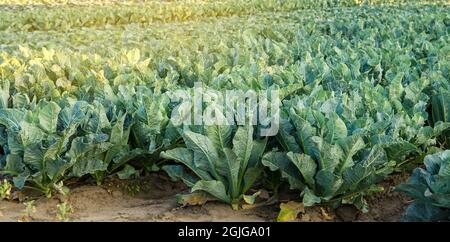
[18,201,36,222]
[0,179,12,200]
[56,202,73,222]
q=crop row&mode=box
[0,0,446,31]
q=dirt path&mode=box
[0,173,410,222]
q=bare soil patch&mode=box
[0,173,410,222]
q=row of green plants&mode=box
[0,81,448,220]
[0,0,445,31]
[0,3,449,221]
[1,6,447,96]
[0,0,362,31]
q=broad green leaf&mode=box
[262,152,304,190]
[277,119,301,153]
[46,159,70,181]
[191,180,230,203]
[161,147,211,181]
[37,100,61,134]
[242,166,262,194]
[23,143,44,171]
[248,138,267,167]
[232,125,254,168]
[337,135,365,173]
[302,187,321,206]
[72,159,108,177]
[233,125,254,191]
[324,113,348,143]
[0,109,25,130]
[384,141,417,162]
[316,170,343,198]
[401,202,450,222]
[287,152,316,187]
[223,148,240,198]
[206,124,232,150]
[117,164,137,179]
[183,130,220,179]
[162,165,198,187]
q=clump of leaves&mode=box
[0,179,12,200]
[431,91,450,148]
[0,96,139,196]
[56,202,73,222]
[162,125,267,209]
[266,125,389,211]
[396,150,450,222]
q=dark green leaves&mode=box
[397,150,450,221]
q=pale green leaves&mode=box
[324,113,347,143]
[36,100,61,134]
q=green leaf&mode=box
[415,126,434,145]
[384,141,417,162]
[311,136,343,172]
[117,164,137,179]
[232,125,254,168]
[23,143,44,171]
[277,119,301,153]
[0,109,25,131]
[183,130,220,179]
[223,148,240,198]
[162,165,198,187]
[242,166,262,194]
[324,113,348,143]
[19,122,44,146]
[262,152,304,190]
[248,138,267,167]
[302,187,321,206]
[206,124,232,150]
[337,135,365,173]
[72,159,108,177]
[110,113,129,145]
[191,180,230,204]
[432,92,450,124]
[402,202,450,222]
[316,170,343,199]
[37,100,61,134]
[161,147,211,181]
[287,152,316,187]
[46,159,70,181]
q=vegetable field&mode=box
[0,0,449,222]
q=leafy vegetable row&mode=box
[0,0,368,31]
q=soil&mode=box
[0,173,411,222]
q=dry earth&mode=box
[0,173,411,222]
